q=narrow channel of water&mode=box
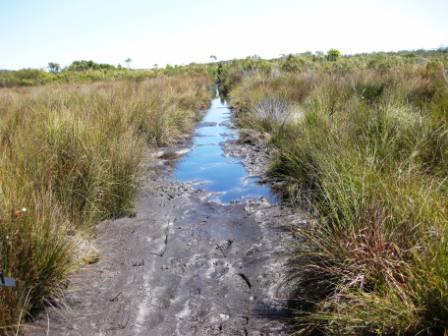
[174,92,276,203]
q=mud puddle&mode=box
[174,93,276,204]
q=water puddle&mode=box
[174,93,276,203]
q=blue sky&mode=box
[1,0,447,69]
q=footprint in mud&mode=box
[160,258,187,274]
[206,258,230,280]
[215,239,233,257]
[103,296,130,331]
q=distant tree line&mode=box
[2,48,446,88]
[66,60,116,71]
[46,59,135,73]
[0,59,211,87]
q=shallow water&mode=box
[174,94,276,203]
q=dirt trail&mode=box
[25,111,306,336]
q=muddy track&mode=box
[25,111,306,336]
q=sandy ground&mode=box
[24,121,307,336]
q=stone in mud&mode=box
[154,148,190,161]
[131,259,145,267]
[238,128,271,146]
[158,151,178,160]
[219,120,234,128]
[216,239,233,257]
[198,121,218,127]
[175,148,191,156]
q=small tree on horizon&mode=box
[327,49,341,61]
[125,58,132,69]
[48,62,60,73]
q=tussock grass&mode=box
[224,53,448,334]
[0,73,212,331]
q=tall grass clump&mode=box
[224,51,448,334]
[0,73,212,331]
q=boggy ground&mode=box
[25,125,306,336]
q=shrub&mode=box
[327,48,342,61]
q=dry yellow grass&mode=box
[0,73,213,331]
